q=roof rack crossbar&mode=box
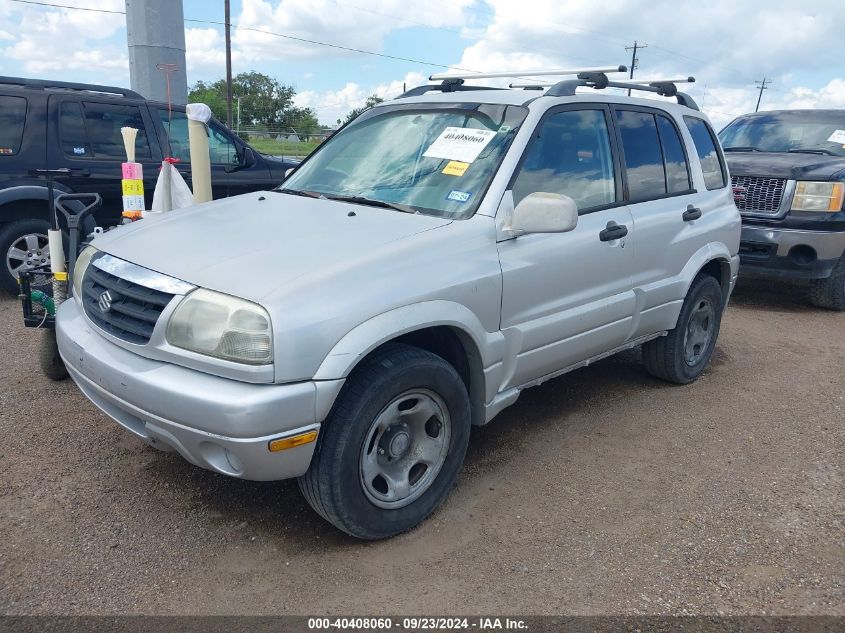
[0,76,144,99]
[428,65,627,81]
[397,79,506,99]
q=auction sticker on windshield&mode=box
[827,129,845,144]
[424,127,496,164]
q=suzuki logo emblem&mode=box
[98,290,113,313]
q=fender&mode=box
[312,300,507,383]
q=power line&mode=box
[754,77,770,112]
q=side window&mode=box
[616,109,666,201]
[684,116,726,190]
[81,102,152,160]
[157,110,191,162]
[59,101,92,158]
[511,109,616,212]
[0,95,27,155]
[656,115,692,193]
[208,121,238,166]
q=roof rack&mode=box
[542,73,699,110]
[0,76,144,100]
[397,65,627,100]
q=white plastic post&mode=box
[186,103,213,204]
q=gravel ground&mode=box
[0,280,843,616]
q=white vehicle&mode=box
[57,68,741,539]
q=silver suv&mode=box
[56,69,741,539]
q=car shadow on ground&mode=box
[728,278,822,314]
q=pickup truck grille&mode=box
[81,263,174,345]
[731,175,786,214]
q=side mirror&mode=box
[509,192,578,235]
[225,146,256,173]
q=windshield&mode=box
[281,103,529,218]
[719,111,845,156]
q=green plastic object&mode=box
[30,290,56,316]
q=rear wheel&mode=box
[298,343,471,539]
[809,256,845,311]
[0,219,52,294]
[643,274,724,384]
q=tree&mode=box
[344,94,384,124]
[188,71,319,136]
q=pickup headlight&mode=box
[72,246,97,300]
[791,181,845,212]
[166,289,273,365]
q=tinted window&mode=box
[0,95,27,155]
[617,110,667,200]
[512,109,616,211]
[82,102,151,160]
[685,116,725,190]
[656,115,691,193]
[719,111,845,157]
[157,110,238,165]
[59,101,92,158]
[157,110,191,162]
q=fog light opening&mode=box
[788,245,817,266]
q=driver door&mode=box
[497,105,636,389]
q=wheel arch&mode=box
[313,301,504,427]
[0,185,70,224]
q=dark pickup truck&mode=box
[0,76,297,293]
[719,109,845,310]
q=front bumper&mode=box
[56,299,343,481]
[739,224,845,280]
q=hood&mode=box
[91,192,452,302]
[725,151,845,181]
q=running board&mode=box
[481,332,666,425]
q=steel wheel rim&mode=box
[683,297,715,366]
[359,389,451,510]
[7,232,51,283]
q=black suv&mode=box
[719,109,845,310]
[0,76,296,293]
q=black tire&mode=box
[298,343,471,540]
[643,274,724,384]
[809,256,845,311]
[39,329,69,381]
[0,218,52,294]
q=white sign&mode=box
[827,129,845,144]
[423,127,496,164]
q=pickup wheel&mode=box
[809,256,845,311]
[643,274,723,384]
[298,343,471,540]
[0,218,52,294]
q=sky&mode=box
[1,0,844,128]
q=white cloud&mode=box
[233,0,474,62]
[0,0,127,76]
[295,71,426,124]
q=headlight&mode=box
[791,181,845,212]
[72,246,97,300]
[166,288,273,365]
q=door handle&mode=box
[682,205,702,221]
[599,221,628,242]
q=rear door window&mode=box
[684,116,726,190]
[81,102,152,160]
[656,115,692,194]
[616,109,667,201]
[0,95,28,155]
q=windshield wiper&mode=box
[275,188,323,198]
[788,148,837,156]
[322,194,417,214]
[723,146,764,152]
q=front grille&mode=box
[731,175,786,214]
[81,262,174,344]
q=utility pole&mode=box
[224,0,233,128]
[754,77,770,112]
[624,40,647,96]
[125,0,188,104]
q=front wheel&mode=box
[298,343,471,539]
[643,274,724,384]
[809,256,845,311]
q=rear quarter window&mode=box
[684,116,726,190]
[0,95,28,155]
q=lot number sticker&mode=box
[826,129,845,144]
[424,127,496,164]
